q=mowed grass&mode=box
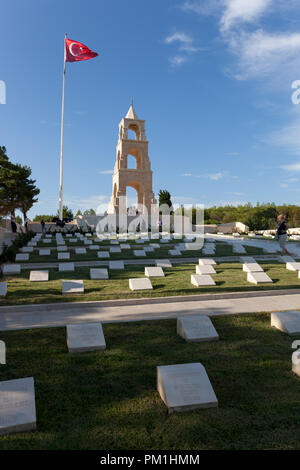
[0,262,299,306]
[0,313,300,450]
[17,242,265,263]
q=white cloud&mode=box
[197,172,224,181]
[180,0,272,30]
[164,30,200,66]
[180,0,221,16]
[99,170,113,175]
[221,0,272,31]
[281,162,300,172]
[180,1,300,81]
[64,195,110,215]
[165,32,193,45]
[267,108,300,156]
[169,55,188,67]
[181,170,238,180]
[228,29,300,80]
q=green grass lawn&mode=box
[16,242,266,264]
[0,262,299,306]
[0,313,299,450]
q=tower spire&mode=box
[126,99,139,120]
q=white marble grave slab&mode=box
[58,252,70,260]
[240,256,256,263]
[67,322,106,353]
[62,280,84,294]
[2,264,21,275]
[57,246,68,252]
[75,248,87,255]
[286,262,300,271]
[196,265,216,275]
[198,258,216,265]
[145,267,164,277]
[39,249,51,256]
[271,311,300,336]
[247,272,272,284]
[29,270,49,282]
[157,362,218,413]
[155,259,172,268]
[21,247,33,253]
[177,315,219,342]
[0,377,36,435]
[90,268,109,280]
[168,250,181,256]
[133,250,146,257]
[59,263,75,272]
[110,247,121,253]
[16,254,29,261]
[129,278,153,291]
[243,263,263,272]
[191,274,215,287]
[109,261,124,270]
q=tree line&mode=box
[33,207,96,222]
[177,203,300,230]
[0,146,40,221]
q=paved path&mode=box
[0,289,299,331]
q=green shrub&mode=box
[0,230,34,264]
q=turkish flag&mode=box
[65,38,98,62]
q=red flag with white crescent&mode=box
[65,38,98,62]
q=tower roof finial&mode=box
[126,99,139,120]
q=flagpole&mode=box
[59,33,67,221]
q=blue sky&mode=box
[2,0,300,218]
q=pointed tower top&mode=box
[126,99,139,120]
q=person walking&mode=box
[10,214,17,233]
[277,214,291,256]
[41,219,46,235]
[24,216,29,232]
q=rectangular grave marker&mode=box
[243,263,263,273]
[155,259,172,268]
[177,315,219,342]
[62,280,84,294]
[109,261,124,270]
[67,322,106,353]
[90,268,109,280]
[129,278,153,291]
[2,264,21,275]
[157,362,218,413]
[271,311,300,335]
[59,263,75,272]
[145,267,164,277]
[16,254,29,262]
[0,377,36,436]
[247,272,272,284]
[196,265,216,275]
[191,274,215,287]
[29,270,49,282]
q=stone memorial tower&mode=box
[108,102,157,216]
